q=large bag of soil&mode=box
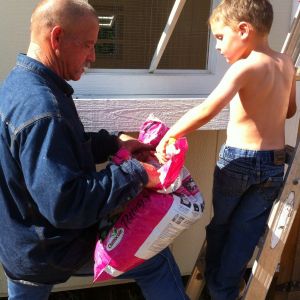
[94,115,204,282]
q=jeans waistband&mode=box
[221,145,286,165]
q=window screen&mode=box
[89,0,211,70]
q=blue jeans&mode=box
[205,145,284,300]
[7,247,188,300]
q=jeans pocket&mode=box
[258,176,283,202]
[214,166,249,197]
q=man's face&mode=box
[58,15,99,81]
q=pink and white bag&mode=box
[94,115,204,282]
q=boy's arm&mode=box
[156,62,247,155]
[286,72,297,119]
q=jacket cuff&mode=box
[120,159,148,186]
[110,131,124,137]
[88,130,121,164]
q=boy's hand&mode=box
[155,137,170,164]
[140,162,161,188]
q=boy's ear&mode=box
[238,22,250,39]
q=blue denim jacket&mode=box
[0,54,147,284]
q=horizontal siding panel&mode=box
[75,98,229,132]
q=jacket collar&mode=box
[16,53,74,97]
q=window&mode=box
[89,0,210,70]
[72,0,226,97]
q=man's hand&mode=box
[119,133,154,154]
[140,162,161,188]
[134,150,157,163]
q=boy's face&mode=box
[211,21,247,64]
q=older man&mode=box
[0,0,188,299]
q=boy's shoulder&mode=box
[222,49,294,93]
[229,50,293,75]
[248,50,292,66]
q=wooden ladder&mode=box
[185,4,300,300]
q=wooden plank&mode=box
[270,208,300,300]
[149,0,187,73]
[172,130,220,274]
[286,211,300,300]
[243,143,300,299]
[290,232,300,289]
[185,131,226,299]
[185,242,207,300]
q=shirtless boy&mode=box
[156,0,296,299]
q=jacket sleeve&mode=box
[16,116,148,229]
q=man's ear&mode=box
[50,26,62,50]
[238,22,250,40]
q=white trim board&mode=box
[74,98,229,132]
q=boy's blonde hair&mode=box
[209,0,273,35]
